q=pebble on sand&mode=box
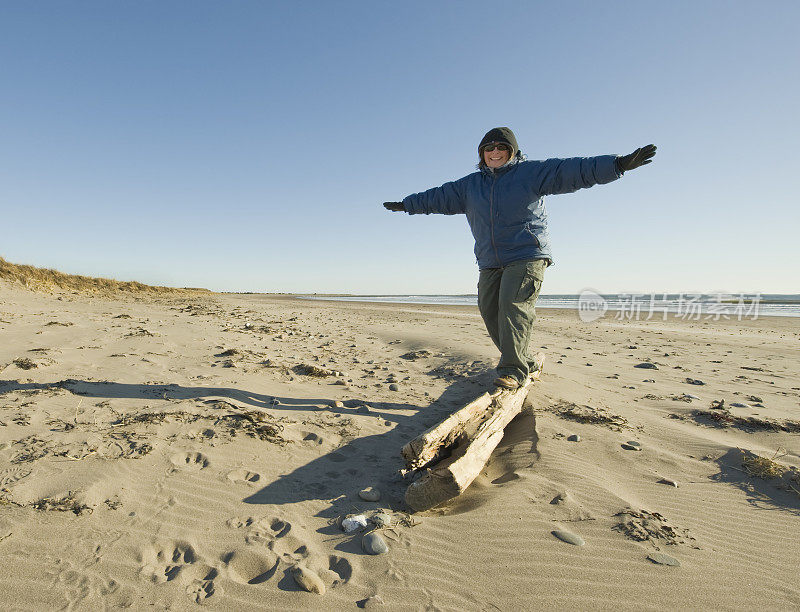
[647,552,681,567]
[388,383,399,391]
[372,512,392,527]
[341,514,368,532]
[621,441,642,451]
[634,362,658,369]
[567,434,581,442]
[362,532,389,555]
[658,478,679,487]
[292,565,326,594]
[552,529,585,546]
[684,378,705,385]
[330,400,344,408]
[359,487,381,502]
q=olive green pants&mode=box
[478,258,547,384]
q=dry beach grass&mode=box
[1,259,799,609]
[0,256,208,295]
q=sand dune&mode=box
[1,278,799,609]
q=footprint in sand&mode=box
[325,555,353,587]
[226,469,261,485]
[170,451,210,471]
[138,541,221,602]
[243,516,293,546]
[226,514,356,590]
[55,563,134,609]
[302,432,324,445]
[226,516,256,529]
[222,547,279,584]
[139,541,208,580]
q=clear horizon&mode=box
[2,2,798,295]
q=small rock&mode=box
[552,529,585,546]
[567,434,581,442]
[682,394,700,400]
[647,552,681,567]
[746,395,763,403]
[372,512,392,527]
[359,487,381,502]
[388,384,399,391]
[658,478,679,487]
[621,442,642,451]
[684,378,705,385]
[643,379,655,383]
[634,362,658,370]
[362,532,389,555]
[729,402,750,408]
[341,514,368,532]
[357,405,371,414]
[330,400,344,408]
[292,565,325,594]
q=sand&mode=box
[1,279,799,610]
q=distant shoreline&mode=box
[289,293,800,318]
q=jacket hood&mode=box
[478,127,524,171]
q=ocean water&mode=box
[302,293,800,318]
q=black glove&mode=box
[616,144,657,173]
[383,201,405,212]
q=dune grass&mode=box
[0,256,209,294]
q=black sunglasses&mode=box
[482,143,510,153]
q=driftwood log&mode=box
[402,353,545,511]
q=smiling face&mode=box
[482,143,511,168]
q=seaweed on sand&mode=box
[551,401,629,430]
[32,492,92,516]
[691,408,800,433]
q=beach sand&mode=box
[1,279,799,610]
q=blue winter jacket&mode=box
[402,155,621,269]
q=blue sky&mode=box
[2,1,798,294]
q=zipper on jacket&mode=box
[489,175,502,267]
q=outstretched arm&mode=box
[382,179,466,216]
[533,144,657,196]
